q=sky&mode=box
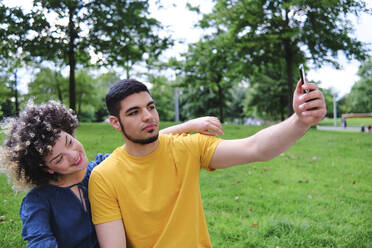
[5,0,372,98]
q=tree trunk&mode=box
[283,8,294,117]
[14,70,19,115]
[68,7,76,111]
[283,38,294,117]
[216,78,224,123]
[280,95,285,121]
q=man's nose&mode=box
[142,108,152,121]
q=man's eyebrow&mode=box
[48,135,67,164]
[125,101,155,114]
[125,106,139,114]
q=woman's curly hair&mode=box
[0,100,78,191]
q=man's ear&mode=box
[109,115,122,131]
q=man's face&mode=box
[117,91,160,145]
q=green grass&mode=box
[319,117,372,127]
[1,122,371,247]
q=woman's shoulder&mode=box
[83,153,111,183]
[88,153,110,168]
[22,185,54,203]
[20,186,54,216]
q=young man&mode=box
[89,79,326,248]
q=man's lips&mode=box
[142,124,157,131]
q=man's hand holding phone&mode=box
[299,64,310,93]
[292,64,326,126]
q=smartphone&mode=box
[299,64,309,93]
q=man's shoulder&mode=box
[91,147,124,174]
[159,133,221,152]
[160,132,219,142]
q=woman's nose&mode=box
[67,150,79,162]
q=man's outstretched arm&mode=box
[210,80,326,169]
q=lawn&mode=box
[319,117,372,127]
[0,122,371,247]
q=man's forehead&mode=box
[120,91,153,110]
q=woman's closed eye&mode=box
[54,155,63,165]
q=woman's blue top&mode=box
[20,153,110,248]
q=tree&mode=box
[26,68,118,122]
[181,33,241,123]
[342,58,372,113]
[27,68,68,103]
[243,69,287,121]
[93,72,120,122]
[148,75,175,122]
[0,4,31,115]
[196,0,370,116]
[318,87,336,118]
[225,84,248,123]
[88,1,173,78]
[0,75,14,118]
[6,0,171,111]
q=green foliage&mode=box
[181,34,241,122]
[317,86,336,118]
[0,76,13,118]
[0,100,17,119]
[243,63,289,121]
[1,123,371,247]
[87,1,173,77]
[340,58,372,113]
[148,76,175,122]
[27,68,68,103]
[25,69,119,122]
[2,0,171,111]
[179,84,223,121]
[225,85,247,123]
[194,0,370,116]
[92,72,120,122]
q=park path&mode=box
[316,126,361,132]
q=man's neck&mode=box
[123,139,160,157]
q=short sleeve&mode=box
[88,170,122,225]
[193,134,222,170]
[20,192,58,248]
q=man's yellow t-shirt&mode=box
[88,133,221,247]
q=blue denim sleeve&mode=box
[82,153,111,187]
[20,191,58,248]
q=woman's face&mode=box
[44,131,89,177]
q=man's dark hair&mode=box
[106,79,150,117]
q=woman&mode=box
[0,100,223,248]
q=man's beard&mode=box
[118,119,158,145]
